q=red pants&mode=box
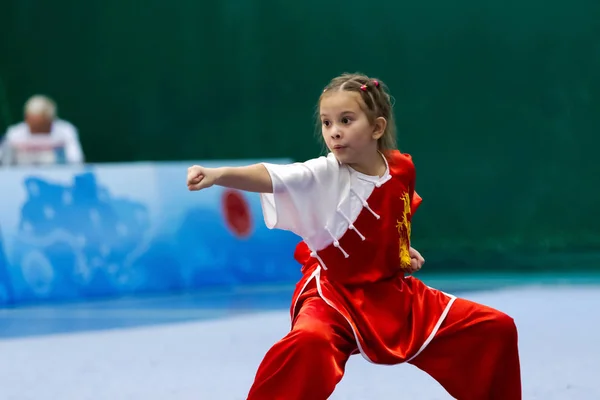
[247,288,521,400]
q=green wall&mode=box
[1,0,599,271]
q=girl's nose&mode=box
[331,126,342,139]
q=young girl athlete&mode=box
[187,73,522,400]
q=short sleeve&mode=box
[406,156,422,215]
[411,191,423,214]
[260,155,340,238]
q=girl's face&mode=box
[319,91,385,168]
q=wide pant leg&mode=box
[247,288,357,400]
[409,297,522,400]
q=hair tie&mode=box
[360,84,368,92]
[373,80,380,88]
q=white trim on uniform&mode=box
[291,271,457,365]
[314,266,375,364]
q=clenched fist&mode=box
[187,165,220,191]
[407,247,425,274]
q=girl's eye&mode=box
[322,120,330,127]
[341,117,351,124]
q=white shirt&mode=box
[0,119,84,166]
[260,153,392,252]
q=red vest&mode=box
[291,151,455,364]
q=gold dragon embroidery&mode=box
[396,192,412,269]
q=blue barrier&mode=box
[0,160,301,306]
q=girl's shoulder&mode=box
[384,150,416,177]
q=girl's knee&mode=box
[491,311,518,345]
[292,322,335,349]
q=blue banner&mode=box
[0,160,300,305]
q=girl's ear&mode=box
[372,117,387,140]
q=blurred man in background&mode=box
[0,95,84,166]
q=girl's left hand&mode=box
[407,247,425,273]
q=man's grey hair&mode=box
[24,95,57,119]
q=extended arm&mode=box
[187,163,273,193]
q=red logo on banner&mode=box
[221,189,253,238]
